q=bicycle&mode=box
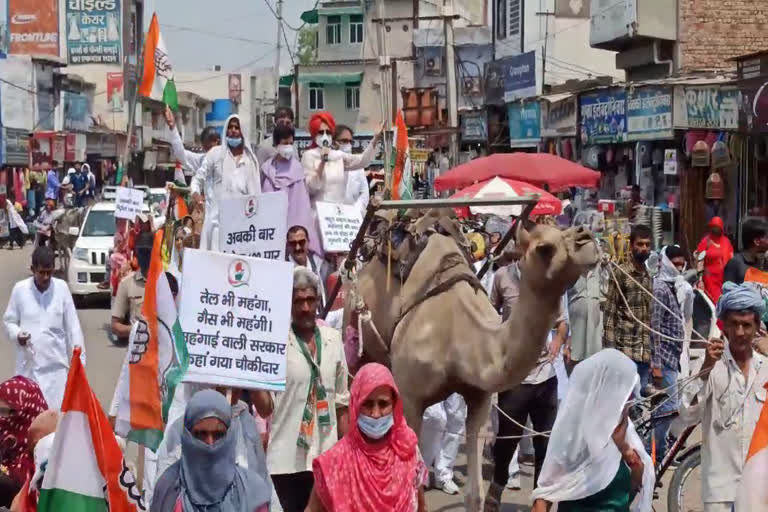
[631,393,701,512]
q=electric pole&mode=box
[274,0,283,105]
[444,0,459,167]
[536,11,555,94]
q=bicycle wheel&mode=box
[667,448,702,512]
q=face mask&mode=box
[357,413,394,439]
[277,144,294,160]
[315,134,332,148]
[633,250,650,264]
[339,143,353,154]
[226,136,243,148]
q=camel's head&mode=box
[516,223,598,293]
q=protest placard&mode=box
[115,187,145,221]
[219,192,288,260]
[315,201,363,253]
[178,249,294,391]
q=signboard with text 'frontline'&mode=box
[179,250,293,391]
[218,192,288,261]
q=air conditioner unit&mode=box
[424,48,443,76]
[463,77,481,96]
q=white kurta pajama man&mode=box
[3,277,85,409]
[679,346,767,511]
[191,114,261,251]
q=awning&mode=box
[297,72,363,85]
[301,6,363,24]
[279,75,294,87]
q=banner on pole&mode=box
[178,250,293,391]
[218,192,288,260]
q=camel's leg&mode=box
[400,393,424,436]
[464,391,492,512]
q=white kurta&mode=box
[266,326,349,475]
[168,127,206,177]
[302,143,375,213]
[680,347,767,505]
[3,277,85,409]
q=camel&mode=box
[344,210,598,510]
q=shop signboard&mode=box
[503,51,537,103]
[65,0,122,65]
[579,88,626,144]
[626,86,673,141]
[4,128,30,165]
[8,0,59,57]
[541,96,577,137]
[507,102,541,148]
[460,112,487,142]
[63,91,91,132]
[673,86,739,130]
[735,52,768,133]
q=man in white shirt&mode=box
[3,246,85,409]
[164,106,221,181]
[680,282,768,512]
[286,225,328,310]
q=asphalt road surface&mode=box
[0,245,699,511]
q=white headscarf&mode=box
[658,245,694,323]
[531,349,655,511]
[219,114,261,196]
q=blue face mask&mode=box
[357,413,394,439]
[226,136,243,148]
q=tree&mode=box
[296,27,318,66]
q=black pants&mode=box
[8,227,24,249]
[272,471,314,512]
[493,377,558,488]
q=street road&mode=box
[0,246,690,511]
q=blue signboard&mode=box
[626,86,673,141]
[579,88,626,144]
[63,92,91,131]
[508,102,541,147]
[503,51,537,102]
[65,0,122,65]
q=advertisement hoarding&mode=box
[8,0,59,57]
[65,0,122,65]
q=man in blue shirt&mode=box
[70,162,88,207]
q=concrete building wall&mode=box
[678,0,768,73]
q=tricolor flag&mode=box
[391,110,413,201]
[38,348,145,511]
[735,383,768,510]
[115,229,188,451]
[139,13,178,111]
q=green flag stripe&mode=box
[38,488,108,512]
[163,79,179,112]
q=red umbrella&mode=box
[450,177,562,218]
[434,153,600,193]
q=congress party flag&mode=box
[139,13,179,111]
[735,382,768,510]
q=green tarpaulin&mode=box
[297,72,363,85]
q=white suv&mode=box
[67,201,149,298]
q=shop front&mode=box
[459,111,488,162]
[541,93,577,161]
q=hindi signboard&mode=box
[114,186,144,220]
[579,88,627,144]
[315,201,363,253]
[178,250,293,391]
[218,192,288,260]
[65,0,122,65]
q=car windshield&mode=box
[82,210,116,237]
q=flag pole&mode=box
[120,15,148,182]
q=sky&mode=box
[1,0,316,74]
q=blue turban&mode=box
[716,282,766,319]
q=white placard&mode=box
[178,249,293,391]
[115,187,145,221]
[664,149,678,175]
[219,192,288,260]
[316,201,363,253]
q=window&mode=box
[326,15,341,45]
[345,83,360,110]
[508,0,522,40]
[496,0,507,40]
[309,82,325,110]
[83,210,117,237]
[350,14,364,44]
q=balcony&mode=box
[590,0,677,52]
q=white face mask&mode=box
[277,144,294,160]
[339,143,353,154]
[315,133,332,148]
